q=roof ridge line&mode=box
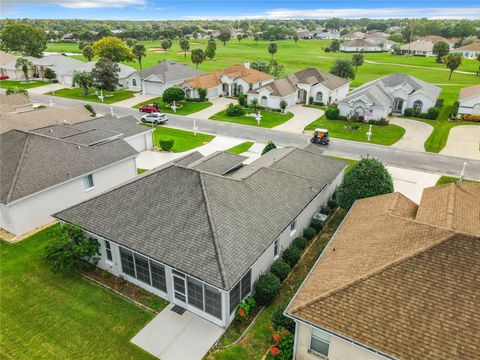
[199,173,228,289]
[6,132,31,204]
[446,184,457,229]
[289,231,458,315]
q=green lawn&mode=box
[137,168,149,174]
[46,42,82,53]
[226,141,255,154]
[149,126,214,152]
[46,87,137,104]
[132,97,212,115]
[0,225,155,360]
[0,80,48,90]
[327,156,358,173]
[210,109,293,128]
[305,115,406,146]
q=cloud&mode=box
[2,0,146,9]
[184,7,480,20]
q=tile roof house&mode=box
[458,85,480,115]
[0,128,139,237]
[125,60,204,95]
[182,62,273,100]
[247,68,350,110]
[456,42,480,60]
[337,74,441,120]
[54,146,346,327]
[286,182,480,360]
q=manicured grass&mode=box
[436,176,458,186]
[149,126,214,152]
[137,168,149,174]
[132,97,212,115]
[0,80,48,90]
[210,109,293,128]
[305,115,406,146]
[226,141,255,154]
[46,42,82,53]
[46,87,137,104]
[0,225,156,360]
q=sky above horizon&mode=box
[1,0,479,21]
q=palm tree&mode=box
[15,57,32,82]
[268,42,277,60]
[330,59,355,80]
[444,52,463,80]
[179,38,190,59]
[191,49,205,69]
[250,98,259,112]
[132,44,146,69]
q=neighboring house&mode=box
[0,51,19,77]
[455,42,480,60]
[54,146,346,328]
[247,68,350,109]
[400,36,455,57]
[286,182,480,360]
[342,31,366,41]
[0,105,92,134]
[0,129,139,237]
[81,61,136,89]
[0,94,34,114]
[315,31,340,40]
[337,74,441,119]
[340,39,383,52]
[458,85,480,115]
[32,115,154,152]
[296,29,313,39]
[182,63,273,100]
[126,61,204,95]
[381,40,397,52]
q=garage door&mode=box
[143,81,165,95]
[126,134,147,152]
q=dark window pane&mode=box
[240,270,251,299]
[205,284,222,319]
[187,277,204,310]
[105,241,112,261]
[150,261,167,292]
[229,282,240,313]
[134,253,151,285]
[120,248,135,277]
[174,276,186,295]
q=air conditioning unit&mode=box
[313,212,328,222]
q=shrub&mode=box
[253,272,281,305]
[270,260,291,281]
[262,140,277,155]
[84,104,96,117]
[226,103,245,116]
[324,47,331,52]
[327,198,337,209]
[292,236,308,250]
[310,219,324,232]
[461,114,480,122]
[272,305,296,333]
[404,108,414,117]
[159,139,174,151]
[303,227,317,241]
[450,101,460,117]
[282,246,301,267]
[312,101,324,106]
[162,87,185,104]
[325,107,339,120]
[309,96,314,104]
[238,93,247,107]
[338,115,348,120]
[435,98,444,108]
[427,107,440,120]
[320,205,331,215]
[236,296,256,321]
[197,87,207,102]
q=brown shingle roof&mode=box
[459,85,480,101]
[456,42,480,52]
[0,94,32,114]
[287,183,480,359]
[183,65,272,89]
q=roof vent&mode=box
[76,145,81,150]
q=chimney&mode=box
[244,60,250,69]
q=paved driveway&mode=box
[188,97,236,119]
[27,83,69,94]
[131,303,224,360]
[273,105,323,134]
[390,117,433,152]
[440,125,480,160]
[387,166,440,203]
[114,93,159,108]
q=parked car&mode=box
[139,104,160,113]
[141,112,168,125]
[0,75,10,80]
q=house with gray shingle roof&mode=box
[337,74,441,120]
[0,128,139,238]
[126,60,204,95]
[247,68,350,110]
[54,146,346,327]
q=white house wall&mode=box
[459,95,480,115]
[2,158,137,237]
[124,132,153,152]
[406,92,436,113]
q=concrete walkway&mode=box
[273,105,323,134]
[387,166,440,203]
[28,83,69,94]
[188,97,236,119]
[440,125,480,160]
[114,93,159,108]
[390,117,433,152]
[131,303,224,360]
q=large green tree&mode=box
[73,71,94,95]
[444,52,463,80]
[330,59,355,80]
[82,45,94,61]
[336,157,394,211]
[132,43,146,69]
[191,48,205,69]
[432,41,450,64]
[15,58,32,82]
[205,40,216,60]
[179,38,190,58]
[91,58,120,91]
[330,39,341,52]
[268,42,278,60]
[0,24,47,57]
[92,36,134,63]
[351,53,364,72]
[218,28,232,46]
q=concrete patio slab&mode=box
[390,117,433,152]
[187,97,236,119]
[440,125,480,160]
[273,105,323,134]
[131,303,224,360]
[387,166,440,203]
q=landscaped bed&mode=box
[305,115,406,146]
[133,97,212,115]
[0,80,48,90]
[145,125,215,152]
[0,225,156,359]
[46,87,137,104]
[210,109,293,129]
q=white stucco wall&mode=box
[124,131,153,152]
[459,95,480,115]
[126,73,142,91]
[340,45,382,52]
[1,157,137,237]
[406,92,436,113]
[460,50,480,60]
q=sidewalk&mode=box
[114,93,159,108]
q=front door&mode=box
[172,271,187,304]
[393,98,404,113]
[297,89,307,103]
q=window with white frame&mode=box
[290,220,296,231]
[413,100,423,113]
[273,239,279,258]
[229,269,252,313]
[83,174,94,190]
[105,240,112,262]
[310,327,331,357]
[185,274,223,319]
